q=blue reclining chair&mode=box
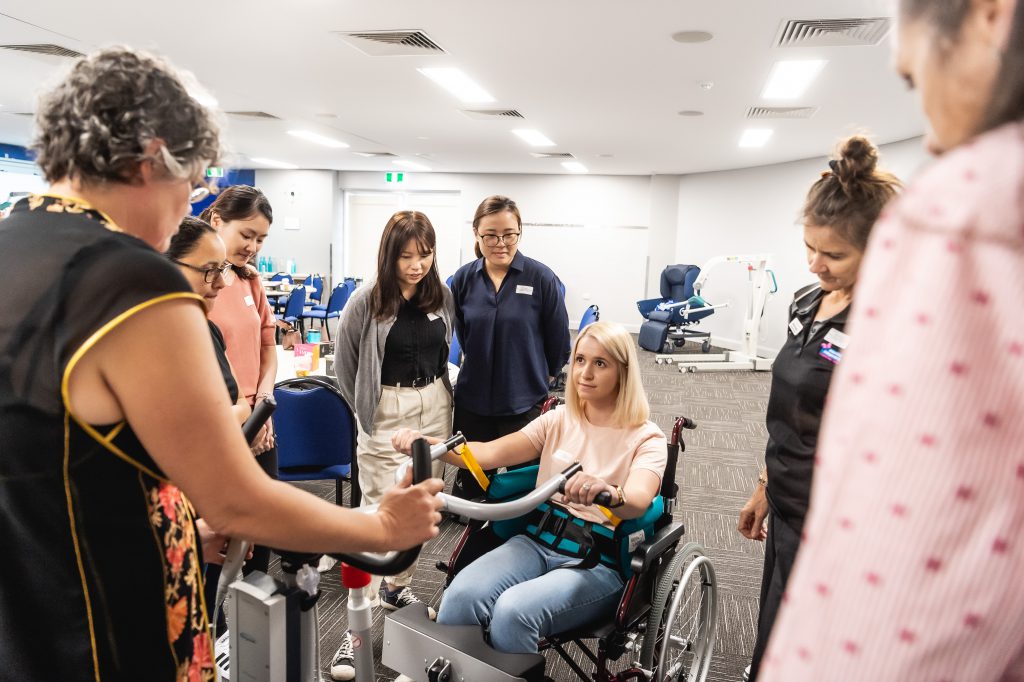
[637,264,715,354]
[273,376,360,507]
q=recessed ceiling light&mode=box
[287,130,350,148]
[762,60,827,100]
[739,129,774,148]
[394,159,431,171]
[561,161,588,173]
[512,129,556,147]
[417,67,495,103]
[672,30,713,43]
[678,110,705,117]
[250,157,299,169]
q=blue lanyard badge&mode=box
[818,341,842,364]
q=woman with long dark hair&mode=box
[761,1,1024,679]
[331,210,455,681]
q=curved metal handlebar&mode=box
[393,432,468,485]
[328,438,434,575]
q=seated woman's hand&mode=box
[563,472,613,507]
[391,428,441,455]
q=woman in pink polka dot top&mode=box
[760,1,1024,680]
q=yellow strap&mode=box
[457,443,490,492]
[596,504,622,527]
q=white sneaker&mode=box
[393,676,416,682]
[743,663,751,681]
[329,631,355,681]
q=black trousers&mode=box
[450,401,543,499]
[749,511,801,681]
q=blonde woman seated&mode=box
[392,321,666,653]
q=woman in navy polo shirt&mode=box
[449,195,571,499]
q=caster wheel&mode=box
[687,366,697,373]
[701,340,711,353]
[656,359,663,365]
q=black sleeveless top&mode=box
[0,195,215,680]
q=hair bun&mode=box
[833,135,879,181]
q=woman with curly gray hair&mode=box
[0,47,444,681]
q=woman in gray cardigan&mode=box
[330,211,455,681]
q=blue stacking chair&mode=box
[448,330,463,367]
[636,264,715,354]
[578,304,600,332]
[269,272,292,313]
[276,284,307,337]
[302,282,353,340]
[273,377,360,506]
[302,274,324,307]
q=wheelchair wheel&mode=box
[701,340,711,353]
[639,542,718,682]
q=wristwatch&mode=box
[757,472,768,488]
[609,485,627,508]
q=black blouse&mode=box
[210,320,239,402]
[0,195,214,680]
[764,283,850,533]
[380,296,447,386]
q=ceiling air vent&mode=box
[460,109,525,121]
[747,106,819,120]
[334,30,446,56]
[0,43,84,58]
[775,18,892,47]
[226,111,282,120]
[530,152,575,159]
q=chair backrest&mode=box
[273,377,355,469]
[304,274,324,302]
[283,285,307,319]
[659,264,701,302]
[344,279,357,297]
[326,282,353,315]
[578,304,600,332]
[270,272,292,284]
[448,330,462,366]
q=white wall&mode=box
[336,171,657,330]
[254,169,337,280]
[675,137,930,355]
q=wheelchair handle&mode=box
[328,438,433,575]
[393,432,468,485]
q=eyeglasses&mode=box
[477,232,521,247]
[172,259,232,283]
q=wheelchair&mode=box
[382,415,719,682]
[637,264,717,355]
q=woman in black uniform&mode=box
[736,136,902,680]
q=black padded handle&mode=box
[242,397,276,444]
[555,462,613,506]
[329,437,433,575]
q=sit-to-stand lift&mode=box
[655,254,777,372]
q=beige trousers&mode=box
[357,378,451,589]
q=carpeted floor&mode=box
[274,339,771,681]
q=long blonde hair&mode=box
[565,321,650,428]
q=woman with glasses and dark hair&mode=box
[330,210,455,681]
[448,195,571,500]
[760,1,1024,679]
[0,47,443,681]
[201,185,280,574]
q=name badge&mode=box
[789,318,804,336]
[516,285,534,296]
[824,328,850,349]
[427,312,440,322]
[818,342,842,365]
[243,295,255,307]
[552,449,575,464]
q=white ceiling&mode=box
[0,1,922,176]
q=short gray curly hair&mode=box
[32,46,222,184]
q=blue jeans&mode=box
[437,534,625,653]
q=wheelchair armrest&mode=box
[629,521,686,575]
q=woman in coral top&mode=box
[203,185,279,573]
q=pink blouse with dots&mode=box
[760,122,1024,682]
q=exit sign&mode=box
[385,172,404,183]
[206,167,225,178]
